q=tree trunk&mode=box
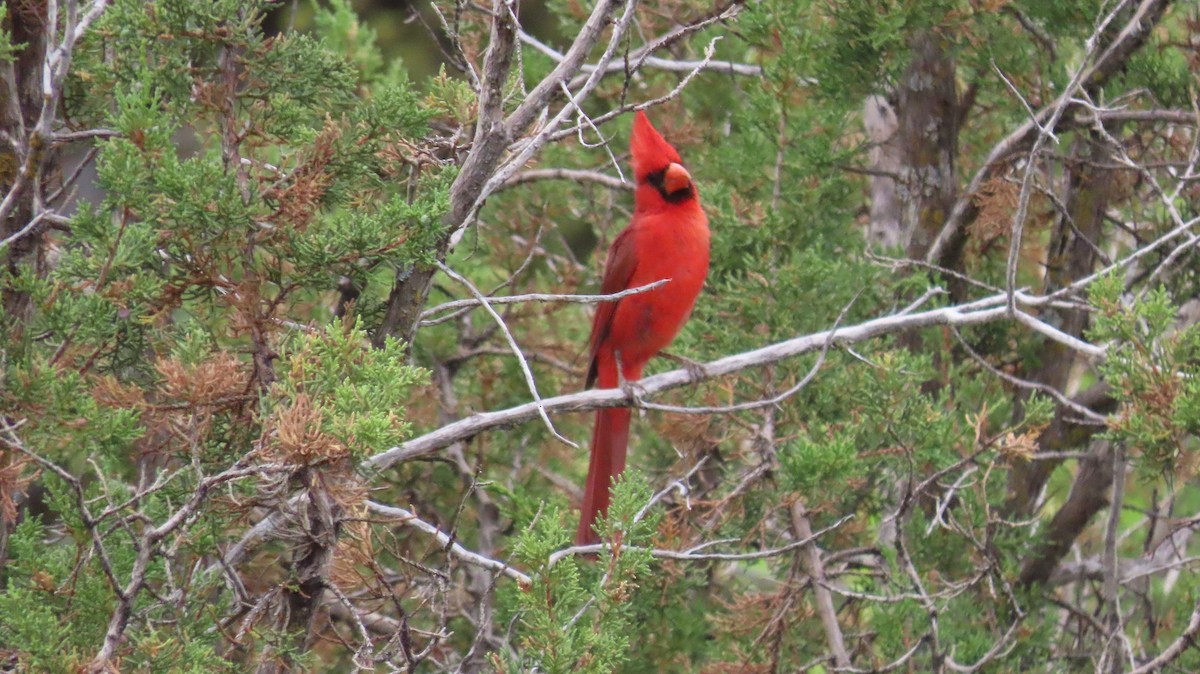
[863,95,902,250]
[897,34,958,262]
[1005,138,1112,518]
[1,3,55,329]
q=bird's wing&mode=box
[586,225,638,388]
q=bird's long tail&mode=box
[576,405,631,545]
[576,353,638,546]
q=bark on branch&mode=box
[374,0,626,348]
[364,290,1106,472]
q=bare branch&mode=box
[1129,598,1200,673]
[434,260,578,448]
[366,501,532,585]
[503,167,632,191]
[365,290,1106,471]
[519,29,762,78]
[547,514,855,566]
[792,500,852,669]
[419,279,666,323]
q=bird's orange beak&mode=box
[663,162,692,194]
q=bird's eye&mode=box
[646,169,667,190]
[643,167,693,203]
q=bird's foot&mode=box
[615,367,648,413]
[660,351,708,383]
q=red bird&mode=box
[576,110,710,546]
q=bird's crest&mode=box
[630,110,683,182]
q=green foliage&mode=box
[0,6,26,64]
[1,517,111,671]
[779,428,861,495]
[500,474,657,674]
[269,318,426,462]
[1091,275,1200,473]
[312,0,386,81]
[1114,43,1193,109]
[2,0,444,668]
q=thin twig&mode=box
[547,514,854,565]
[367,501,532,585]
[435,260,579,448]
[419,279,668,323]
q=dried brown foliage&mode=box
[998,427,1043,463]
[156,351,248,407]
[330,513,375,590]
[969,175,1020,244]
[0,452,36,524]
[265,393,346,465]
[264,120,341,229]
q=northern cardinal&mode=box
[576,110,710,546]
